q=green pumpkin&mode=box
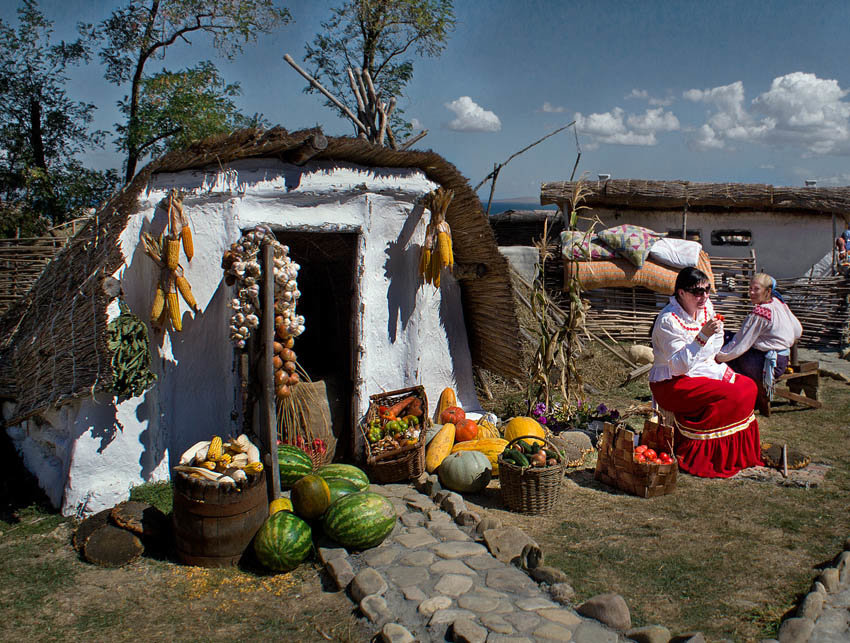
[438,450,492,493]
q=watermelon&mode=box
[291,474,331,521]
[253,511,312,572]
[278,445,313,489]
[326,478,359,504]
[322,491,396,550]
[315,463,369,491]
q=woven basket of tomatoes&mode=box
[594,419,678,498]
[360,386,429,483]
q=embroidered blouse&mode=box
[716,298,802,362]
[649,296,729,383]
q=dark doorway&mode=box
[274,230,358,459]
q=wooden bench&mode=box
[759,345,822,417]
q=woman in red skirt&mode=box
[649,267,763,478]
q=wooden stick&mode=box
[400,129,428,150]
[260,243,281,500]
[782,444,788,478]
[284,54,368,135]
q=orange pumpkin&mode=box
[440,406,465,425]
[454,418,478,443]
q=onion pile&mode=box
[222,226,305,399]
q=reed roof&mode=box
[541,179,850,217]
[0,128,522,422]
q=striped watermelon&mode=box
[253,511,312,572]
[322,491,396,550]
[315,463,369,490]
[278,445,313,489]
[326,478,360,504]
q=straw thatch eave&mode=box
[0,127,522,422]
[541,179,850,217]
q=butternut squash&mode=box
[434,387,458,423]
[450,438,509,476]
[425,422,456,473]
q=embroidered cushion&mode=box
[560,230,616,261]
[596,224,664,267]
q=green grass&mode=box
[129,480,173,514]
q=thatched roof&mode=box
[0,127,523,422]
[541,179,850,217]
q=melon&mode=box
[277,445,313,489]
[315,463,370,491]
[253,511,312,572]
[322,491,396,550]
[290,474,331,521]
[326,478,360,504]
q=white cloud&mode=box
[574,106,679,146]
[410,118,423,131]
[684,73,850,154]
[444,96,501,132]
[626,88,674,107]
[541,101,565,113]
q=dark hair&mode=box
[674,266,710,294]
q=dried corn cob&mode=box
[198,460,216,470]
[164,235,181,270]
[437,231,452,269]
[207,436,223,461]
[166,277,182,331]
[243,461,264,474]
[174,267,198,311]
[419,246,431,277]
[150,285,165,321]
[180,226,194,261]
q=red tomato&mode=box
[440,406,465,424]
[454,418,478,442]
[635,445,648,454]
[659,453,674,464]
[644,448,657,460]
[634,454,647,464]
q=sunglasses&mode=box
[685,286,710,296]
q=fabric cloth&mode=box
[716,298,802,362]
[648,237,702,269]
[571,251,715,294]
[596,224,663,267]
[650,375,763,478]
[560,230,616,261]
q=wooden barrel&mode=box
[172,470,269,567]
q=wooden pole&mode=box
[832,213,837,275]
[260,242,281,501]
[682,204,688,240]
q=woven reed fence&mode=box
[0,128,523,422]
[0,237,69,317]
[550,253,850,349]
[541,179,850,216]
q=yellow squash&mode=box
[503,416,545,446]
[425,422,456,473]
[434,387,458,423]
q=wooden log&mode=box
[260,243,281,501]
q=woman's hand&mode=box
[700,317,723,338]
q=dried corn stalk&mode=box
[418,187,455,288]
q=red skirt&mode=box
[650,374,763,478]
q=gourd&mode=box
[476,418,500,440]
[323,491,397,550]
[450,438,508,476]
[438,451,492,493]
[269,497,293,514]
[315,463,370,491]
[253,511,313,572]
[290,474,331,520]
[425,423,456,473]
[434,387,458,423]
[277,445,313,489]
[503,416,545,446]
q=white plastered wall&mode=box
[6,159,479,516]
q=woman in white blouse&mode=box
[650,267,764,478]
[716,273,802,414]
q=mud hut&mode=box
[0,128,522,516]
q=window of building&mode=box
[710,229,752,246]
[666,229,702,243]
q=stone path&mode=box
[317,475,654,642]
[315,474,850,643]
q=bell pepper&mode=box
[385,420,402,436]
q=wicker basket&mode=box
[498,435,566,515]
[361,386,429,484]
[594,420,678,498]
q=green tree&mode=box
[91,0,291,184]
[304,0,455,137]
[0,0,117,237]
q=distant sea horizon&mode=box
[481,199,559,215]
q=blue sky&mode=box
[4,0,850,198]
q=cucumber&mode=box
[502,448,530,467]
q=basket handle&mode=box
[503,435,566,466]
